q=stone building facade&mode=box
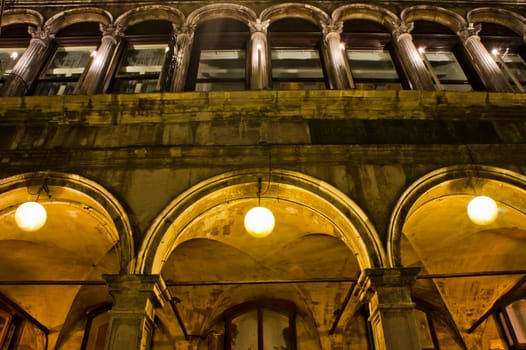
[0,1,525,350]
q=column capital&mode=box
[392,22,414,38]
[322,21,343,36]
[28,26,54,46]
[458,23,482,42]
[176,24,195,38]
[364,267,420,288]
[100,24,124,44]
[249,19,270,34]
[104,274,169,309]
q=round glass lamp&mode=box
[467,195,498,225]
[15,201,47,232]
[244,206,275,238]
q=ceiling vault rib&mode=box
[0,270,525,286]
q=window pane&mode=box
[0,48,25,75]
[505,299,526,344]
[197,49,245,80]
[195,82,245,91]
[271,49,324,79]
[118,44,167,75]
[262,310,289,350]
[424,51,468,82]
[42,46,95,78]
[33,81,77,96]
[231,311,258,350]
[346,49,398,80]
[502,54,526,81]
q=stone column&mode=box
[248,19,270,90]
[1,26,55,96]
[360,267,421,350]
[168,25,195,92]
[458,24,512,92]
[76,24,123,95]
[391,23,435,91]
[322,22,354,90]
[104,274,169,350]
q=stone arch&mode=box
[387,164,526,267]
[44,7,112,34]
[114,5,185,31]
[401,5,467,33]
[137,168,386,275]
[0,9,43,28]
[185,3,257,28]
[468,8,526,37]
[332,3,400,32]
[260,3,330,28]
[0,171,134,273]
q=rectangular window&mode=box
[271,48,325,90]
[195,49,246,91]
[505,300,526,345]
[346,49,401,90]
[34,45,96,96]
[112,43,167,94]
[498,52,526,92]
[422,51,472,91]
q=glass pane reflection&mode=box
[231,310,258,350]
[346,49,398,80]
[262,310,289,350]
[271,49,324,79]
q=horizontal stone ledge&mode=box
[0,144,523,170]
[0,90,525,124]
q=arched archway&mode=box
[0,171,134,349]
[388,165,526,348]
[137,168,385,348]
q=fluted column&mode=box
[76,24,123,95]
[391,23,435,91]
[1,26,54,96]
[248,19,270,90]
[322,22,354,89]
[359,267,421,350]
[168,25,195,92]
[103,274,168,350]
[458,24,512,92]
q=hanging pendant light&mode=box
[467,195,498,225]
[15,179,50,232]
[244,177,275,238]
[15,201,47,231]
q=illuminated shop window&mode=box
[269,18,327,90]
[224,300,296,350]
[34,45,96,95]
[186,19,249,91]
[111,43,167,94]
[499,299,526,349]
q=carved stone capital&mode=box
[28,26,54,45]
[249,19,270,34]
[458,23,482,42]
[176,24,195,39]
[322,21,343,36]
[100,24,124,44]
[393,22,414,37]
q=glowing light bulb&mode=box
[418,47,426,54]
[15,201,47,232]
[467,196,498,225]
[10,51,19,59]
[244,206,275,237]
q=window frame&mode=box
[31,36,99,96]
[268,26,328,90]
[185,23,250,92]
[223,299,297,350]
[106,33,170,94]
[498,298,526,350]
